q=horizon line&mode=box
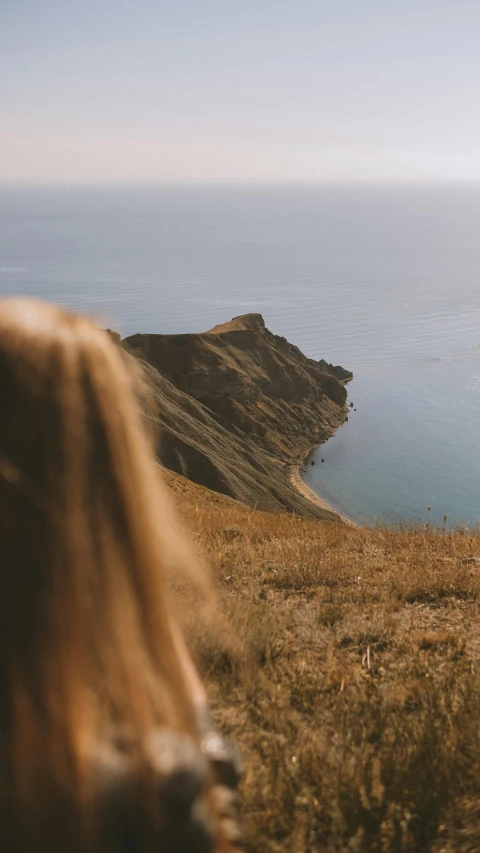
[3,177,480,190]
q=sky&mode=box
[2,0,480,184]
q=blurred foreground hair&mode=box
[0,299,210,849]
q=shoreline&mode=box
[289,457,358,527]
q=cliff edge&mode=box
[123,315,352,521]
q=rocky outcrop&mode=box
[122,315,351,520]
[317,359,353,382]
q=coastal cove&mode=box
[2,184,480,527]
[304,362,480,529]
[290,461,357,526]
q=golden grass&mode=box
[167,473,480,852]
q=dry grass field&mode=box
[166,471,480,852]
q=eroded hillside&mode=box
[123,314,352,519]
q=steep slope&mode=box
[126,354,340,520]
[120,315,352,519]
[124,313,352,463]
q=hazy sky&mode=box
[2,0,480,184]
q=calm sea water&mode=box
[1,184,480,528]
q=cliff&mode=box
[317,358,353,382]
[123,314,351,520]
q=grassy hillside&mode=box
[166,471,480,853]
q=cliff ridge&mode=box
[123,315,352,520]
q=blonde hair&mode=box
[0,299,206,848]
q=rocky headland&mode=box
[122,314,352,521]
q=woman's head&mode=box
[0,299,197,810]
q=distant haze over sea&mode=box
[1,183,480,528]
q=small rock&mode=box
[221,526,243,540]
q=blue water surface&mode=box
[1,183,480,527]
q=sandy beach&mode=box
[289,462,357,527]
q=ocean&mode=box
[1,183,480,528]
